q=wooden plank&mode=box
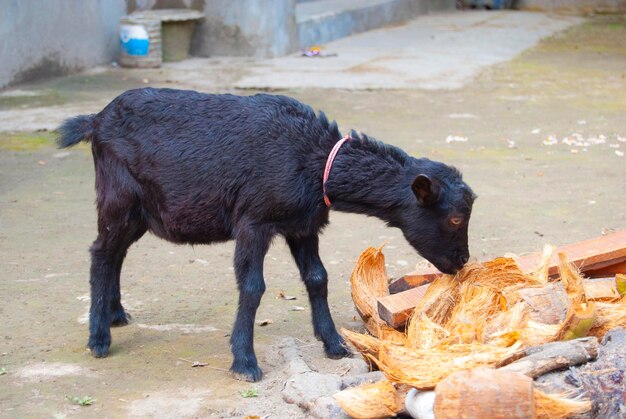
[377,284,429,328]
[388,268,439,294]
[583,260,626,278]
[380,230,626,327]
[388,230,626,294]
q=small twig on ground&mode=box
[177,357,229,372]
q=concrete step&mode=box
[296,0,454,49]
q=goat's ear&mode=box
[412,174,440,206]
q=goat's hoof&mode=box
[325,342,352,359]
[88,343,110,358]
[230,362,263,382]
[88,335,111,358]
[110,309,131,327]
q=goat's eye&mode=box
[450,217,463,226]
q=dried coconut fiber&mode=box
[333,379,405,419]
[339,244,626,418]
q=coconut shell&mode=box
[376,342,512,389]
[333,380,403,419]
[341,328,380,358]
[434,368,534,419]
[504,282,571,325]
[350,245,390,336]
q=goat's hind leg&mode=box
[230,226,272,382]
[87,173,146,357]
[88,216,145,356]
[109,234,141,326]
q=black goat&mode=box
[57,88,475,382]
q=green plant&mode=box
[239,388,259,398]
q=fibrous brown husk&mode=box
[406,313,450,350]
[341,328,380,358]
[533,389,592,419]
[433,368,534,419]
[333,379,404,419]
[350,245,389,337]
[433,369,591,419]
[373,342,514,389]
[504,282,571,325]
[588,297,626,338]
[410,274,460,325]
[557,252,586,307]
[341,245,620,418]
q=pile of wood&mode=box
[335,231,626,418]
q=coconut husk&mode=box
[558,302,597,341]
[405,257,551,350]
[333,379,404,419]
[350,245,389,336]
[341,328,380,358]
[557,252,586,306]
[442,282,501,343]
[529,244,556,284]
[533,389,592,419]
[588,297,626,338]
[344,245,624,414]
[433,368,534,419]
[483,302,529,346]
[479,257,544,291]
[504,282,571,325]
[407,275,459,329]
[374,342,514,389]
[519,319,568,347]
[433,368,591,419]
[406,313,450,349]
[377,324,407,346]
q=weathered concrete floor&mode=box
[1,12,625,419]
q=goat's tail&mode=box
[56,114,96,148]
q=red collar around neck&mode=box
[322,134,352,207]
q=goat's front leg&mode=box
[287,234,350,359]
[229,226,271,382]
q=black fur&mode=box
[57,88,475,382]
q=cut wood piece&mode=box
[584,259,626,278]
[516,230,626,277]
[389,230,626,294]
[504,282,570,324]
[498,337,598,378]
[388,267,440,294]
[377,285,429,328]
[584,277,623,301]
[434,368,534,419]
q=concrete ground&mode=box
[1,10,625,419]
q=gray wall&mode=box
[0,0,127,89]
[428,0,456,10]
[515,0,626,13]
[191,0,297,58]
